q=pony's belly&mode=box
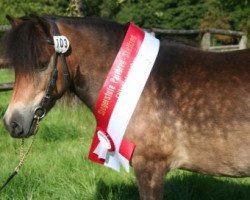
[178,132,250,177]
[183,157,250,177]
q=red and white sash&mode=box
[88,23,160,172]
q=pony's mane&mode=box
[3,15,199,72]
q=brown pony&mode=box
[2,15,250,200]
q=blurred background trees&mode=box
[0,0,249,33]
[76,0,250,32]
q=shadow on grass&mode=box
[95,172,250,200]
[95,179,140,200]
[165,172,250,200]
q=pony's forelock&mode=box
[3,16,52,72]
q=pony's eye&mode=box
[39,60,50,70]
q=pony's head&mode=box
[3,15,71,138]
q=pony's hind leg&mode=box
[133,158,168,200]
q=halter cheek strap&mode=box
[52,22,70,90]
[30,21,71,130]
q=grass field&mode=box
[1,69,250,200]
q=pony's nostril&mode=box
[11,121,23,136]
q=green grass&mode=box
[1,70,250,200]
[0,99,138,200]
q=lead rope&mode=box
[0,117,40,193]
[0,52,60,194]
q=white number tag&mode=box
[53,36,70,53]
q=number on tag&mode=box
[53,36,70,53]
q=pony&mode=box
[2,15,250,200]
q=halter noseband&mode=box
[30,21,70,132]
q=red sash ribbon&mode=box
[89,23,144,165]
[88,22,159,172]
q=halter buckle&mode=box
[34,107,46,120]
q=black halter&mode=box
[29,21,70,133]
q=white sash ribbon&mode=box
[98,33,159,171]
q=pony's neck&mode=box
[59,18,126,111]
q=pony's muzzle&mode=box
[3,110,32,138]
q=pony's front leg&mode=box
[133,157,168,200]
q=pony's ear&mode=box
[6,15,23,27]
[29,14,51,38]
